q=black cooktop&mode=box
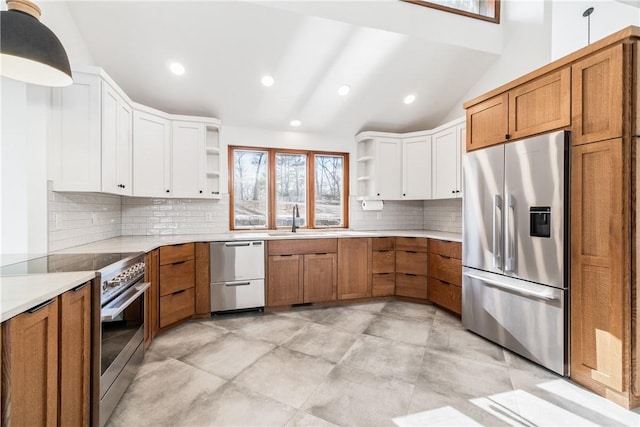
[0,253,141,276]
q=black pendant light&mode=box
[0,0,72,86]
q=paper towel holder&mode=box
[361,200,384,211]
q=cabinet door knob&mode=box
[199,190,203,194]
[451,190,455,193]
[403,193,406,196]
[166,190,170,193]
[505,134,511,140]
[377,193,380,196]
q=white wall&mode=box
[221,125,356,194]
[0,79,49,255]
[551,0,640,60]
[443,0,554,121]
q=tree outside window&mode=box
[229,147,348,230]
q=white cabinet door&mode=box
[402,136,431,199]
[101,82,132,196]
[171,121,206,198]
[51,72,102,192]
[456,124,466,198]
[373,138,402,199]
[432,126,459,199]
[133,111,171,197]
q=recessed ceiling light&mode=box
[290,120,301,128]
[261,75,275,87]
[404,94,416,104]
[337,84,351,96]
[169,62,185,76]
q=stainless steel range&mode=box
[98,253,149,427]
[0,252,149,426]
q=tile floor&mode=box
[107,301,640,426]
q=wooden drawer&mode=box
[159,287,194,328]
[395,237,428,252]
[268,239,337,256]
[372,250,395,273]
[372,237,395,251]
[372,273,395,297]
[429,278,461,315]
[395,273,428,299]
[429,254,462,286]
[429,239,462,259]
[159,259,195,296]
[159,243,195,265]
[396,250,428,276]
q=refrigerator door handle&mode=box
[463,272,557,301]
[505,193,515,272]
[493,194,503,269]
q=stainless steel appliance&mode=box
[0,252,148,425]
[462,131,569,375]
[99,253,148,426]
[210,241,265,312]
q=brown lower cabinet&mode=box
[267,239,338,307]
[144,249,159,348]
[428,240,462,315]
[337,238,372,300]
[371,237,395,297]
[158,243,195,328]
[2,281,92,426]
[395,237,429,300]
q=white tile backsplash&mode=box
[423,198,462,233]
[47,184,122,252]
[47,188,460,250]
[121,195,229,235]
[349,197,425,230]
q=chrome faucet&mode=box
[292,204,300,232]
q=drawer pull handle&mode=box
[172,260,186,266]
[406,251,417,254]
[315,253,327,255]
[28,298,56,313]
[439,254,451,260]
[72,281,91,292]
[225,282,251,287]
[406,274,417,277]
[172,289,186,296]
[439,280,451,286]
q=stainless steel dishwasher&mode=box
[210,241,265,312]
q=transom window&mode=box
[402,0,500,23]
[230,147,349,230]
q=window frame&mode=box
[229,146,349,230]
[401,0,500,24]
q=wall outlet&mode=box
[376,211,382,220]
[450,212,456,221]
[205,212,215,222]
[92,213,98,225]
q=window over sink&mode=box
[229,147,349,230]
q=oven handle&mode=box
[101,282,150,321]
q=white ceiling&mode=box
[62,1,500,136]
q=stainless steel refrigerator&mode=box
[462,130,569,375]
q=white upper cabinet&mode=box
[356,136,402,200]
[432,126,458,199]
[432,120,465,199]
[355,116,464,201]
[402,135,432,199]
[101,81,132,196]
[51,72,102,192]
[171,120,207,198]
[51,66,222,199]
[132,110,171,197]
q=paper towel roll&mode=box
[362,200,383,211]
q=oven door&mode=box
[100,281,149,426]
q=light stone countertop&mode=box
[0,271,96,323]
[52,229,461,255]
[0,229,460,322]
